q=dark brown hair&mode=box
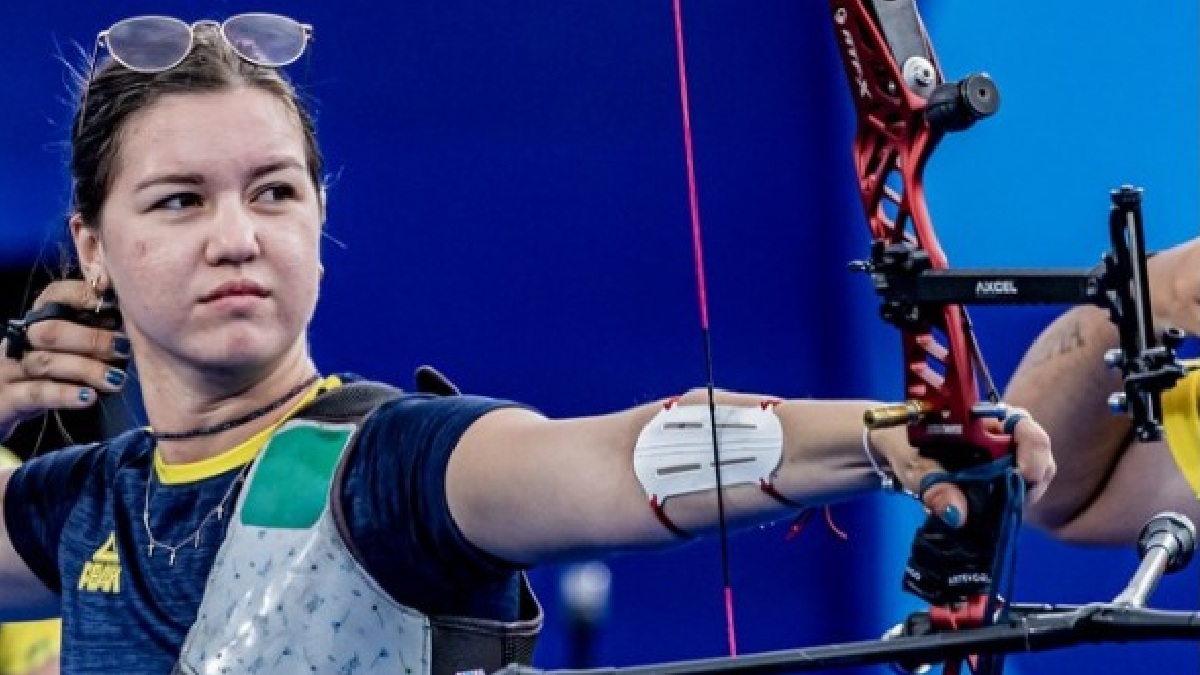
[71,25,322,228]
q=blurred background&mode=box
[1,1,1196,673]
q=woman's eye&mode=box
[256,184,297,203]
[152,193,202,211]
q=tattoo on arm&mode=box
[1027,316,1086,367]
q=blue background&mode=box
[1,2,1196,674]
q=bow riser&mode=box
[833,0,1009,464]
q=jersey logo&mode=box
[78,532,121,594]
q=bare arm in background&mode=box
[1007,239,1200,544]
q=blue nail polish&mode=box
[942,504,963,528]
[78,389,92,403]
[113,336,131,358]
[106,368,126,387]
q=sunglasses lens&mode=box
[223,13,309,67]
[106,16,192,72]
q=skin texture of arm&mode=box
[1006,240,1200,545]
[447,388,1052,566]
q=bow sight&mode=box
[852,184,1185,444]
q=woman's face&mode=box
[75,87,323,379]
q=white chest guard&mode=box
[176,419,434,675]
[174,381,542,675]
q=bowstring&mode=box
[670,0,738,656]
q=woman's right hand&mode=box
[0,280,128,443]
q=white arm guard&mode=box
[634,401,784,503]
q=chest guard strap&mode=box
[320,381,543,674]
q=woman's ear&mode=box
[69,212,104,274]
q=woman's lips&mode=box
[201,280,270,303]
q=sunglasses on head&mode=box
[93,13,312,72]
[77,13,313,137]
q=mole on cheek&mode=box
[134,241,149,259]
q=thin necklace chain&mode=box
[151,374,320,440]
[141,375,322,565]
[142,460,251,566]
